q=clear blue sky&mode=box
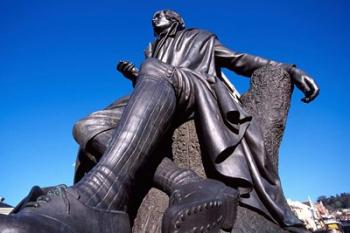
[1,0,349,206]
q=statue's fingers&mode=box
[302,77,312,93]
[301,97,309,103]
[117,64,124,72]
[116,61,126,71]
[125,63,134,71]
[117,60,129,67]
[301,87,312,103]
[306,78,319,98]
[119,62,131,72]
[301,86,319,103]
[307,88,320,102]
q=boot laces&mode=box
[24,185,70,213]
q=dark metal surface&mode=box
[0,9,319,233]
[133,66,309,233]
[72,9,319,232]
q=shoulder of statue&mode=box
[182,28,217,38]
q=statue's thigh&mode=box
[73,99,127,149]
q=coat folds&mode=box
[146,28,303,228]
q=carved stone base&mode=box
[132,66,298,233]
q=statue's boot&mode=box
[10,185,49,214]
[162,179,239,233]
[0,185,130,233]
[155,158,239,233]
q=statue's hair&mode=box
[153,9,185,29]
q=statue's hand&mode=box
[289,67,320,103]
[116,60,139,81]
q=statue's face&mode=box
[152,11,172,35]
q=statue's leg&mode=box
[73,57,240,233]
[73,78,177,211]
[73,58,238,221]
[72,98,127,183]
[72,97,127,155]
[154,158,239,233]
[75,120,239,232]
[0,60,177,233]
[73,108,202,193]
[0,58,238,233]
[71,93,218,212]
[73,148,98,183]
[73,105,239,232]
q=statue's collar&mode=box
[156,22,181,39]
[152,24,184,57]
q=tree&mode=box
[317,193,350,210]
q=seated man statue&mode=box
[0,9,319,233]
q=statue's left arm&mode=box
[214,40,319,103]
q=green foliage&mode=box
[317,193,350,210]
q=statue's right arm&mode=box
[116,61,139,86]
[116,42,154,87]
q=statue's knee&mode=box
[140,58,173,79]
[72,119,89,146]
[140,58,159,72]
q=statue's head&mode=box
[152,10,185,37]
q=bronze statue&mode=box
[0,9,319,233]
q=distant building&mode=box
[287,199,319,231]
[0,197,13,215]
[315,201,331,218]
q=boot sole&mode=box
[162,186,238,233]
